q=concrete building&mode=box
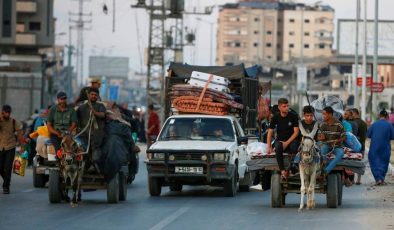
[0,0,55,120]
[0,0,54,54]
[216,1,334,66]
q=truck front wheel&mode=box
[224,166,238,197]
[148,177,162,196]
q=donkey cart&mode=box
[247,154,366,209]
[48,165,128,204]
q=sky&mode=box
[53,0,394,80]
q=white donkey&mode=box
[298,121,320,212]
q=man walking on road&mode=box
[367,110,394,185]
[0,105,25,194]
[352,108,367,184]
[267,98,300,179]
[146,104,160,149]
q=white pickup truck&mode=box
[146,114,253,197]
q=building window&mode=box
[277,31,281,36]
[320,19,325,23]
[253,42,258,47]
[304,19,310,23]
[304,32,310,36]
[289,44,294,48]
[320,32,324,37]
[236,18,240,22]
[254,30,259,34]
[289,31,295,36]
[289,19,295,23]
[266,43,272,47]
[235,42,241,47]
[254,17,260,22]
[278,18,282,23]
[304,44,309,48]
[277,44,281,49]
[267,31,272,35]
[29,22,41,31]
[267,56,272,59]
[319,44,325,49]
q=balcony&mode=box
[15,33,36,45]
[16,1,37,13]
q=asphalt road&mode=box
[0,144,392,230]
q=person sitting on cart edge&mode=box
[266,98,300,179]
[74,78,102,105]
[77,87,106,173]
[318,106,345,174]
[47,92,78,152]
[294,105,318,164]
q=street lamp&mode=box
[196,17,215,66]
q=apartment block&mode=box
[217,1,334,66]
[0,0,54,54]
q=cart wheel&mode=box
[337,173,343,206]
[224,166,238,197]
[169,184,183,192]
[48,170,62,203]
[119,171,127,201]
[239,171,252,192]
[148,177,162,196]
[107,173,119,203]
[326,173,338,208]
[271,172,283,208]
[33,166,46,188]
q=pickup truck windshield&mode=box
[159,117,235,142]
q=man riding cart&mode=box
[47,90,137,204]
[246,97,366,209]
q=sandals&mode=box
[375,180,386,186]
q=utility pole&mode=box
[372,0,379,120]
[132,0,212,121]
[354,0,360,108]
[361,0,367,120]
[69,0,92,87]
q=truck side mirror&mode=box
[237,136,248,145]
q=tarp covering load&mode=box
[100,121,133,182]
[310,95,344,121]
[99,102,135,182]
[170,71,244,116]
[168,62,249,80]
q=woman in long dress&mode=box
[367,110,394,185]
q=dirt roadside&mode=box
[359,140,394,229]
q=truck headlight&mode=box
[213,153,226,161]
[153,153,165,160]
[169,155,175,161]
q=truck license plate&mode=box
[175,166,203,174]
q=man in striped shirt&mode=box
[318,106,345,174]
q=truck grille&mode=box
[171,153,204,161]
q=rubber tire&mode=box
[148,177,162,196]
[119,172,127,201]
[326,173,338,208]
[48,170,62,203]
[271,173,283,208]
[224,166,238,197]
[239,171,251,192]
[337,173,343,206]
[169,184,183,192]
[33,166,46,188]
[107,173,119,203]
